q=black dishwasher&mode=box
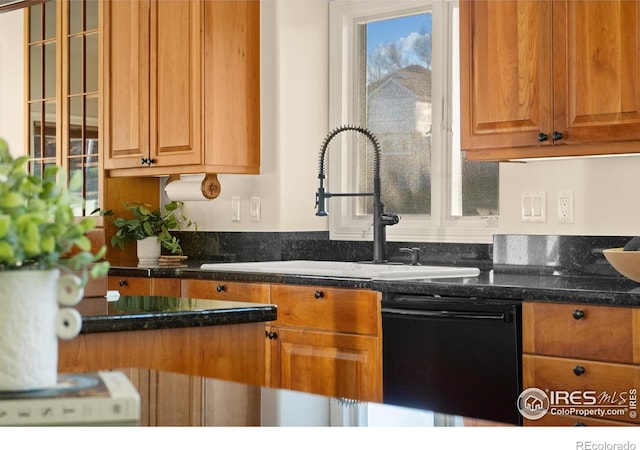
[382,294,522,425]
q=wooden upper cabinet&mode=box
[104,0,201,172]
[460,0,553,153]
[461,0,640,161]
[553,1,640,146]
[203,0,260,174]
[103,0,259,177]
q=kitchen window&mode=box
[329,0,498,244]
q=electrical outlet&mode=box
[558,191,574,224]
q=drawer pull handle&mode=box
[573,365,586,376]
[266,331,278,340]
[118,279,128,287]
[572,309,585,320]
[314,290,324,299]
[216,284,226,293]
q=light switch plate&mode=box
[521,192,546,223]
[250,196,261,222]
[231,196,241,222]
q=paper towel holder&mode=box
[165,173,221,200]
[201,173,221,199]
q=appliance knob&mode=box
[537,132,549,142]
[572,309,585,320]
[573,365,586,376]
[314,290,324,299]
[216,284,226,293]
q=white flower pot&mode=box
[0,270,84,391]
[137,236,161,267]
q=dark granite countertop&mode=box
[76,295,277,334]
[108,260,640,308]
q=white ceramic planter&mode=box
[137,236,161,267]
[0,269,83,391]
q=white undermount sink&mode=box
[199,260,480,281]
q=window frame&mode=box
[328,0,497,244]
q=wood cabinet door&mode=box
[268,327,382,402]
[104,0,202,172]
[202,0,260,173]
[553,0,640,146]
[460,0,553,153]
[150,0,202,168]
[103,0,151,170]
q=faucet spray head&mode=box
[315,175,328,216]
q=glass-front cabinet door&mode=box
[26,0,100,216]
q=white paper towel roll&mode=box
[165,174,221,200]
[56,308,82,340]
[165,178,209,201]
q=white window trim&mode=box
[328,0,497,244]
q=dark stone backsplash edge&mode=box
[173,230,494,269]
[173,231,634,279]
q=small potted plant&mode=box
[104,201,195,265]
[0,137,109,391]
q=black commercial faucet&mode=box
[315,125,400,263]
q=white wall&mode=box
[498,155,640,236]
[0,9,25,156]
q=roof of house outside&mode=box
[368,65,432,102]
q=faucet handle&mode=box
[399,247,421,265]
[381,213,400,226]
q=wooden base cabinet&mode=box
[182,279,384,402]
[119,368,261,426]
[267,284,383,402]
[523,301,640,426]
[75,278,383,424]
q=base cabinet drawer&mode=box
[523,354,640,424]
[108,276,181,297]
[271,284,380,334]
[180,279,270,303]
[523,302,640,363]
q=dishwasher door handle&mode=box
[382,307,508,322]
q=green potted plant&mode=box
[104,201,195,265]
[0,137,109,391]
